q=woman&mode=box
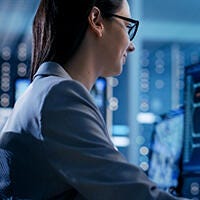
[0,0,188,199]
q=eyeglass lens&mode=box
[129,24,138,41]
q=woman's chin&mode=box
[101,65,123,77]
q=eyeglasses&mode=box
[107,14,139,41]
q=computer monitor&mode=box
[183,62,200,172]
[148,108,184,192]
[176,63,200,199]
[91,77,107,120]
[14,78,30,102]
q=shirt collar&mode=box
[33,62,72,80]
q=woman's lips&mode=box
[123,55,127,64]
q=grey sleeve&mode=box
[41,80,189,200]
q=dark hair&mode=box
[30,0,123,80]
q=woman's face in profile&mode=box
[99,0,135,77]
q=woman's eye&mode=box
[126,24,132,31]
[126,24,132,29]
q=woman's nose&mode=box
[127,42,135,52]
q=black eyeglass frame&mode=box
[106,13,139,41]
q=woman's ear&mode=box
[88,6,104,38]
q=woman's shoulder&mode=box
[48,78,92,102]
[41,78,97,112]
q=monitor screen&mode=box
[91,77,107,120]
[148,109,184,191]
[14,78,30,102]
[183,63,200,171]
